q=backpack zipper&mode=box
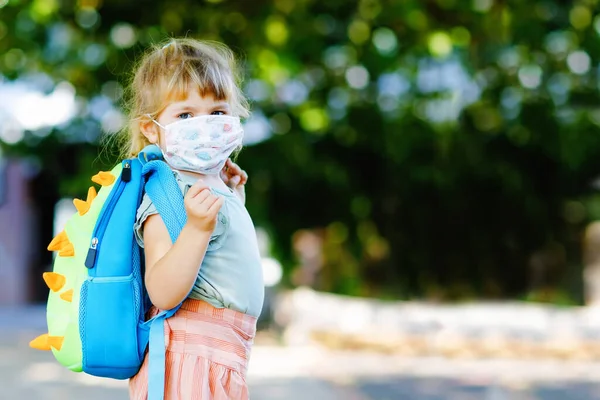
[121,161,132,182]
[84,161,130,269]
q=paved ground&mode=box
[3,306,600,399]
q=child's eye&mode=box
[177,112,193,119]
[211,110,227,116]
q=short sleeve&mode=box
[206,199,229,251]
[133,192,158,248]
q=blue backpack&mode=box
[30,145,188,400]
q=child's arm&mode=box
[142,180,224,310]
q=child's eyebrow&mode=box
[168,102,230,112]
[171,104,194,112]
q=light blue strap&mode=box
[138,146,191,400]
[147,309,176,400]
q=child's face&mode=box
[142,88,231,147]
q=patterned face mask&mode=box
[150,115,244,175]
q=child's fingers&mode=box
[221,160,231,175]
[192,194,221,217]
[207,196,224,215]
[220,169,230,184]
[222,160,248,188]
[223,159,236,176]
[197,191,220,207]
[188,195,218,220]
[229,160,241,173]
[187,188,211,206]
[239,170,248,185]
[228,175,241,188]
[186,179,210,198]
[226,160,242,176]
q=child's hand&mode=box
[221,159,248,203]
[184,180,224,233]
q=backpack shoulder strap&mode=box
[142,160,187,243]
[137,145,191,400]
[139,145,188,244]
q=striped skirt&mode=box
[129,299,257,400]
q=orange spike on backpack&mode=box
[29,333,51,351]
[92,171,115,186]
[60,289,74,303]
[43,272,66,292]
[48,230,75,257]
[48,335,64,350]
[29,333,64,351]
[59,243,75,257]
[73,186,97,216]
[47,230,69,252]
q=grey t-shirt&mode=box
[134,171,265,317]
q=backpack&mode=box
[29,145,189,400]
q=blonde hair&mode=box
[116,38,250,159]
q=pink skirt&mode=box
[129,299,257,400]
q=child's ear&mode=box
[140,118,159,144]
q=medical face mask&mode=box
[150,115,244,175]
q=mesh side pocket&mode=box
[79,281,89,369]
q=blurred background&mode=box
[3,0,600,398]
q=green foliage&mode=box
[3,0,600,303]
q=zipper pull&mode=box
[84,237,98,269]
[122,161,131,182]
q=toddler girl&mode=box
[121,38,264,400]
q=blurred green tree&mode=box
[2,0,600,303]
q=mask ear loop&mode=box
[146,114,165,129]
